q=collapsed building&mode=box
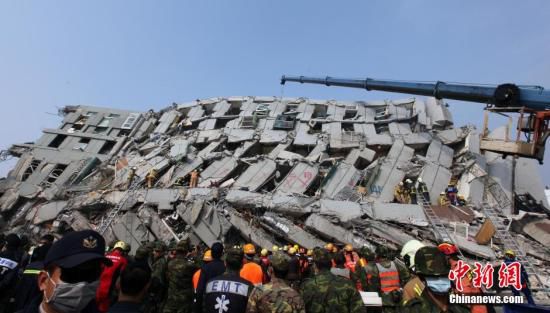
[0,96,549,295]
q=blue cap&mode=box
[44,230,111,268]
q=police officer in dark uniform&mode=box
[203,248,252,313]
[16,229,112,313]
[0,233,22,313]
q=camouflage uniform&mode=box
[402,246,469,313]
[246,252,305,313]
[144,242,168,313]
[300,249,364,313]
[163,240,198,313]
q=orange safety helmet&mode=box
[438,242,458,256]
[344,244,353,252]
[243,243,256,255]
[203,250,213,262]
[325,243,334,251]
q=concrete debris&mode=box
[0,98,548,277]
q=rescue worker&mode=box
[343,244,360,272]
[438,243,488,313]
[331,252,351,279]
[504,249,535,305]
[300,248,364,313]
[406,179,418,204]
[439,192,449,206]
[246,252,305,313]
[163,239,199,313]
[286,246,301,288]
[193,250,212,291]
[240,243,263,286]
[371,246,410,312]
[400,240,425,271]
[20,230,110,313]
[189,169,200,188]
[146,169,158,188]
[14,240,52,311]
[417,177,430,203]
[402,246,470,313]
[146,242,168,313]
[203,248,252,313]
[457,195,467,206]
[394,182,405,203]
[301,249,314,280]
[194,242,226,313]
[97,240,129,312]
[167,241,178,260]
[352,246,375,291]
[259,248,271,284]
[127,166,137,189]
[0,234,21,313]
[446,185,459,206]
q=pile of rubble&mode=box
[0,96,549,291]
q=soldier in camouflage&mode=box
[144,241,168,313]
[300,248,364,313]
[401,246,469,313]
[369,246,410,313]
[163,239,198,313]
[246,252,305,313]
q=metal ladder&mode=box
[418,194,465,259]
[97,180,142,235]
[480,203,547,290]
[484,176,512,213]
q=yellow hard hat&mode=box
[282,245,288,251]
[272,245,279,252]
[306,249,313,256]
[504,249,515,257]
[293,244,299,250]
[332,246,338,253]
[203,250,213,262]
[325,243,334,251]
[113,241,128,251]
[260,248,268,256]
[288,247,297,255]
[243,243,256,255]
[344,244,353,252]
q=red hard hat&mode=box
[438,242,458,256]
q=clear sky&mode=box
[0,1,549,183]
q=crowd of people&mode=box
[0,230,534,313]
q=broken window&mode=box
[98,140,116,155]
[344,106,358,120]
[48,134,67,148]
[284,104,299,113]
[312,105,328,119]
[97,113,120,128]
[73,138,90,151]
[121,113,140,129]
[374,107,389,120]
[93,126,108,135]
[22,159,41,181]
[226,103,242,116]
[45,164,68,185]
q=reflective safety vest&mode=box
[376,261,400,293]
[193,269,201,291]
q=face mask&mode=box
[425,276,451,295]
[44,272,99,313]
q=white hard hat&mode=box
[417,177,423,183]
[400,240,426,269]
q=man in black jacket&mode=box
[194,242,225,313]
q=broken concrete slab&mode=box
[419,162,452,205]
[370,202,428,226]
[425,139,454,169]
[369,139,415,203]
[315,199,364,225]
[229,210,279,249]
[30,201,68,224]
[199,157,239,187]
[177,202,231,246]
[276,162,318,195]
[305,214,372,249]
[261,212,325,249]
[233,159,276,192]
[321,162,362,201]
